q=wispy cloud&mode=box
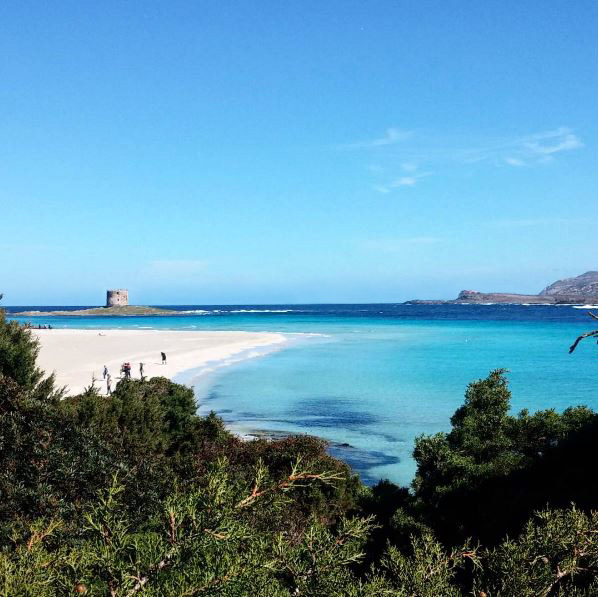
[373,176,418,194]
[504,157,525,167]
[338,127,411,149]
[344,126,583,192]
[502,127,584,165]
[523,127,584,155]
[457,127,583,165]
[372,168,431,193]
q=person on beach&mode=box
[121,362,131,379]
[103,365,108,379]
[161,352,167,365]
[106,374,112,395]
[139,362,144,378]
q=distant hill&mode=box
[406,271,598,305]
[539,271,598,297]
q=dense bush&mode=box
[0,307,596,594]
[411,369,598,545]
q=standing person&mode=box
[103,365,108,379]
[139,362,144,378]
[106,373,112,395]
[161,352,167,365]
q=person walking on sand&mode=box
[103,365,108,379]
[139,362,144,378]
[106,373,112,395]
[161,352,167,365]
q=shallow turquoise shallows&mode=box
[8,304,597,486]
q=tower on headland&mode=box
[106,289,129,307]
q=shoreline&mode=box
[32,327,360,476]
[32,328,287,396]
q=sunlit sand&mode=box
[32,329,286,396]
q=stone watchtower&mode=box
[106,289,129,307]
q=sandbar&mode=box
[32,329,286,396]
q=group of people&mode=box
[101,352,167,395]
[24,323,53,329]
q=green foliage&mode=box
[61,377,361,534]
[0,308,596,594]
[63,377,199,457]
[0,307,60,401]
[413,369,517,506]
[216,434,362,537]
[0,462,370,596]
[411,369,598,544]
[476,507,598,596]
[0,373,115,540]
[379,534,474,596]
[449,368,512,462]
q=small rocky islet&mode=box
[15,305,179,316]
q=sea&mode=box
[6,303,597,487]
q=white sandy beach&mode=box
[32,329,286,396]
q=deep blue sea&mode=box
[7,304,597,486]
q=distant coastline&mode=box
[405,270,598,305]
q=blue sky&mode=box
[1,1,597,304]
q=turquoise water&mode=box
[8,304,597,485]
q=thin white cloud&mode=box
[480,127,583,166]
[524,131,583,155]
[373,177,417,193]
[373,172,430,193]
[339,127,411,149]
[354,126,583,187]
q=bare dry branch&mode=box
[569,330,598,354]
[569,310,598,353]
[235,471,343,509]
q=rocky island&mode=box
[15,288,180,316]
[15,305,180,316]
[405,271,598,305]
